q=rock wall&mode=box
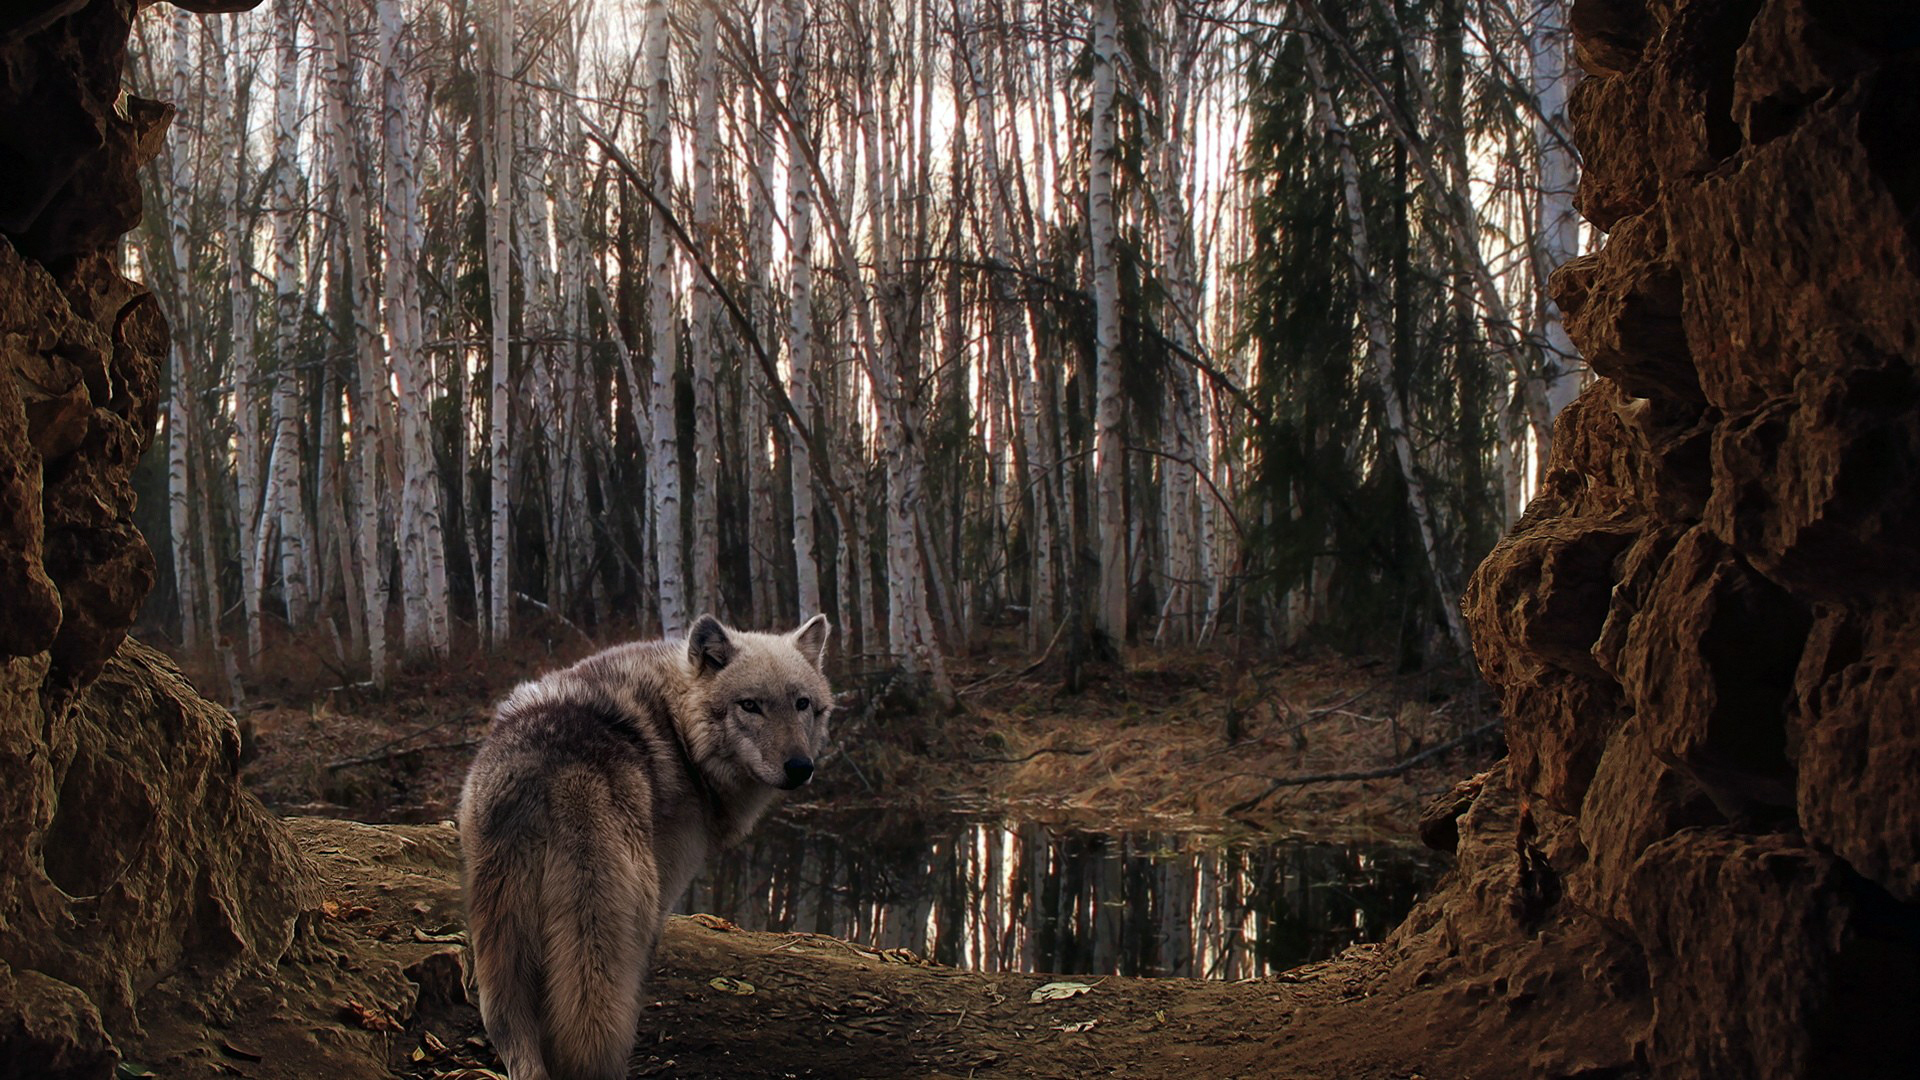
[1426,0,1920,1076]
[0,3,308,1077]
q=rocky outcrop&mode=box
[1427,0,1920,1075]
[0,3,305,1077]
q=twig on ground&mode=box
[324,738,480,773]
[967,745,1096,765]
[958,617,1069,695]
[514,591,599,648]
[1304,691,1367,718]
[319,710,470,772]
[1224,720,1504,815]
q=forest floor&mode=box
[125,817,1567,1080]
[131,637,1527,1079]
[217,630,1501,843]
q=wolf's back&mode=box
[461,691,665,1080]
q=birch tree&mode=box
[329,0,389,681]
[1088,0,1127,649]
[128,0,1584,677]
[164,9,202,654]
[1303,35,1471,655]
[688,5,724,618]
[267,0,311,631]
[784,0,821,622]
[1530,0,1583,419]
[484,0,515,646]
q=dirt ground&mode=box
[117,643,1578,1080]
[225,636,1501,844]
[118,817,1577,1080]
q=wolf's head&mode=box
[685,613,833,790]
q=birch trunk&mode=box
[166,9,201,653]
[689,7,723,617]
[331,0,389,682]
[381,0,449,658]
[1531,0,1583,422]
[1088,0,1127,649]
[484,0,515,646]
[1303,37,1471,655]
[1302,0,1556,485]
[785,0,821,621]
[644,0,688,636]
[270,0,312,630]
[743,0,782,623]
[212,19,264,665]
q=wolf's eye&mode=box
[795,696,811,712]
[737,698,762,714]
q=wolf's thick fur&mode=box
[459,614,832,1080]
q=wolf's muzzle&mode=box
[780,756,814,789]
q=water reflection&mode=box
[679,814,1440,979]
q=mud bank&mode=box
[109,816,1616,1080]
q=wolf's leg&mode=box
[540,768,659,1080]
[464,784,553,1080]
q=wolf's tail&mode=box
[466,811,555,1080]
[537,782,657,1080]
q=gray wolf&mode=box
[459,613,832,1079]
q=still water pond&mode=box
[680,813,1442,979]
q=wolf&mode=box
[459,613,832,1080]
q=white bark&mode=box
[166,10,201,653]
[1303,37,1471,656]
[332,0,389,683]
[213,19,264,665]
[743,0,782,623]
[1530,0,1583,421]
[484,0,515,646]
[378,0,449,658]
[270,0,311,630]
[644,0,688,637]
[1300,0,1554,481]
[689,8,723,617]
[1088,0,1127,648]
[963,0,1053,647]
[785,0,821,621]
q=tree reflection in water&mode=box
[679,815,1441,978]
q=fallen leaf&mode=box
[219,1039,263,1062]
[707,976,755,996]
[1055,1019,1098,1034]
[412,926,465,944]
[1029,981,1093,1004]
[340,998,405,1032]
[686,913,740,932]
[321,898,374,921]
[114,1064,158,1079]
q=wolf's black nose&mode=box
[782,757,814,788]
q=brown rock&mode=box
[1618,527,1811,815]
[1790,603,1920,902]
[1452,1,1920,1075]
[0,2,304,1073]
[1418,769,1489,854]
[1627,829,1920,1079]
[1564,716,1722,924]
[405,948,472,1011]
[1553,213,1700,403]
[0,963,117,1080]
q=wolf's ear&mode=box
[687,614,735,675]
[791,614,831,669]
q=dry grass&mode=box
[188,623,1499,841]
